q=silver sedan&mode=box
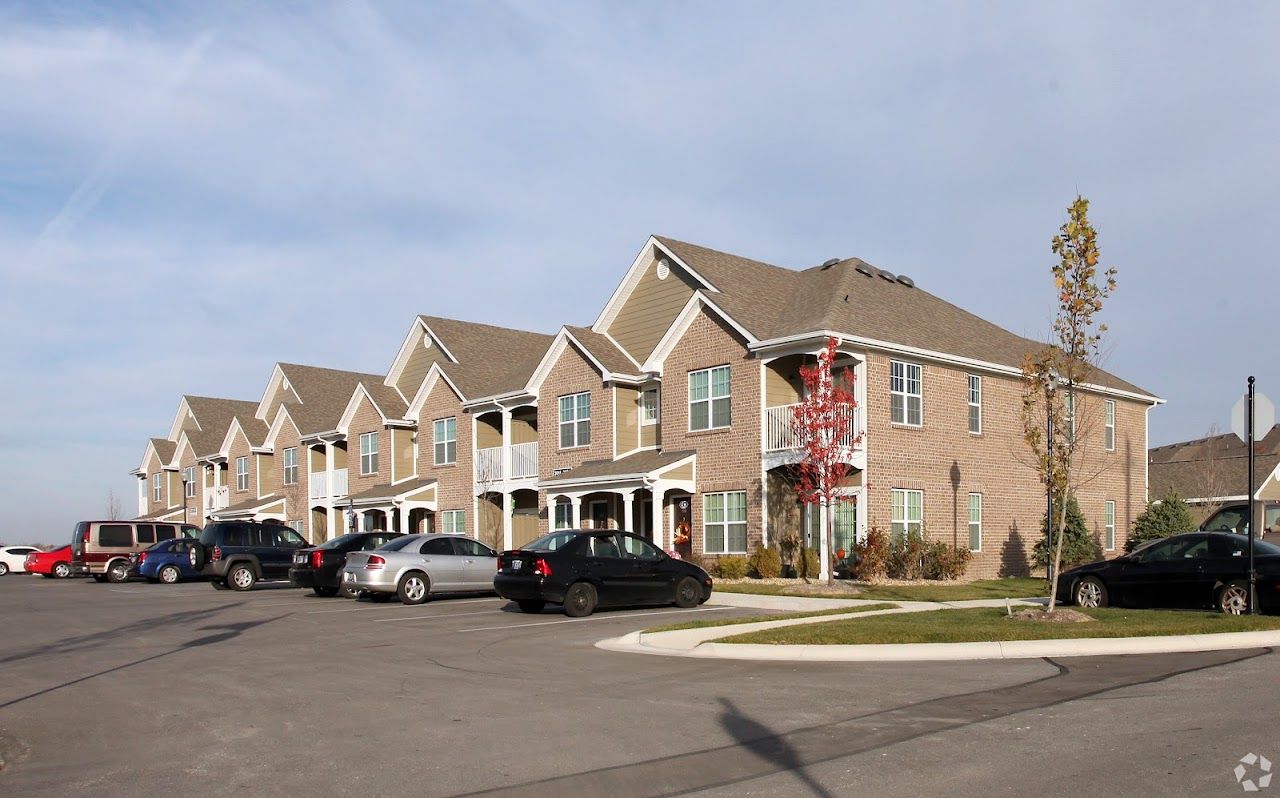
[341,534,498,605]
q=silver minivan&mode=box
[341,534,498,605]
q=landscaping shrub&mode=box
[1033,495,1103,569]
[1125,486,1196,553]
[800,547,821,580]
[714,556,749,579]
[747,544,782,579]
[923,541,972,581]
[851,522,890,581]
[887,529,928,580]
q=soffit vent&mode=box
[656,258,671,280]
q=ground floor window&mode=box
[441,510,465,535]
[968,493,982,552]
[890,489,923,541]
[834,499,857,555]
[1104,500,1116,550]
[554,501,572,530]
[703,491,747,554]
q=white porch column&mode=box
[570,496,582,528]
[391,505,401,533]
[324,441,335,497]
[622,491,635,534]
[502,491,514,550]
[547,495,559,532]
[355,509,366,531]
[651,487,666,550]
[501,408,513,483]
[818,503,831,580]
[136,476,147,517]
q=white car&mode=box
[0,546,41,575]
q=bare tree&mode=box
[474,453,506,552]
[106,489,122,521]
[1189,423,1232,525]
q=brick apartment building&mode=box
[133,235,1159,578]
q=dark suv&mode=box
[189,522,307,591]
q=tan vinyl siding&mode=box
[764,354,805,407]
[641,422,659,448]
[393,427,415,481]
[665,462,693,481]
[475,416,502,449]
[512,511,540,548]
[309,445,326,473]
[396,330,442,401]
[510,414,538,444]
[332,444,347,470]
[614,386,640,453]
[607,257,699,362]
[256,453,276,495]
[166,471,181,508]
[264,387,287,428]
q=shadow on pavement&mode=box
[0,604,234,667]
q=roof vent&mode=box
[854,264,875,277]
[896,275,915,288]
[656,258,671,280]
[820,258,840,270]
[877,269,896,282]
[422,334,432,350]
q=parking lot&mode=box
[3,575,1279,796]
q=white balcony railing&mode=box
[765,403,862,452]
[476,446,503,481]
[510,441,538,478]
[309,468,349,500]
[209,486,230,511]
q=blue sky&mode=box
[2,2,1277,543]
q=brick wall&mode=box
[227,427,254,499]
[347,394,390,496]
[273,414,311,538]
[417,379,473,535]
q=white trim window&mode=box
[703,491,747,554]
[433,417,457,465]
[152,473,162,502]
[554,502,573,530]
[282,447,298,486]
[235,456,249,492]
[441,510,465,535]
[1064,393,1076,442]
[689,365,731,431]
[184,466,197,497]
[967,374,982,435]
[640,388,660,426]
[359,432,379,475]
[968,493,983,552]
[890,361,923,426]
[890,488,923,541]
[1105,500,1116,550]
[1104,400,1116,451]
[559,393,591,449]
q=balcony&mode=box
[309,468,349,500]
[765,403,862,452]
[476,442,540,482]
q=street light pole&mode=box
[181,475,189,526]
[1247,376,1257,615]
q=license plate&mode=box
[343,571,354,582]
[510,559,522,571]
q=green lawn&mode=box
[719,607,1280,645]
[647,603,898,633]
[713,577,1045,602]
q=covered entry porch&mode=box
[344,478,439,535]
[764,464,864,580]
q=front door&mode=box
[636,499,652,540]
[589,500,611,530]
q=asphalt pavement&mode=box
[0,575,1275,796]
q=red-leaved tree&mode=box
[791,337,863,585]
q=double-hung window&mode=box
[441,510,465,535]
[554,502,573,530]
[968,493,983,552]
[235,456,249,492]
[890,361,923,426]
[890,488,923,541]
[641,388,659,425]
[559,393,591,449]
[1104,400,1116,451]
[967,374,982,434]
[1064,393,1076,442]
[689,366,731,431]
[152,473,162,502]
[703,491,747,554]
[1104,500,1116,550]
[184,466,196,496]
[282,447,298,485]
[433,418,457,465]
[359,432,379,475]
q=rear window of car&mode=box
[146,540,173,552]
[97,524,133,548]
[202,524,247,547]
[523,531,579,552]
[377,536,421,552]
[319,533,362,550]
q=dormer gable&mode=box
[385,318,458,404]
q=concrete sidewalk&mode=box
[596,593,1280,661]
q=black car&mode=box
[494,529,713,617]
[188,521,308,591]
[289,531,402,597]
[1057,532,1280,614]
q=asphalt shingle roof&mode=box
[419,316,554,400]
[565,326,641,375]
[182,396,260,458]
[541,449,695,485]
[1149,425,1280,500]
[278,364,384,436]
[347,477,438,503]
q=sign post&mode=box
[1232,380,1273,615]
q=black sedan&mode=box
[289,531,402,597]
[494,529,713,617]
[1057,532,1280,614]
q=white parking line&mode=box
[304,597,504,615]
[456,606,730,633]
[373,609,500,623]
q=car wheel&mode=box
[517,600,545,614]
[228,564,256,592]
[673,576,702,609]
[0,563,9,575]
[563,582,597,618]
[106,561,131,583]
[211,579,229,590]
[1218,581,1250,615]
[158,565,181,584]
[398,572,431,605]
[313,586,339,598]
[1073,576,1108,609]
[368,591,393,603]
[188,543,206,571]
[53,562,71,579]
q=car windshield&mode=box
[318,533,362,550]
[376,536,421,552]
[523,531,579,552]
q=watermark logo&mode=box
[1235,753,1273,792]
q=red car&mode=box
[26,546,75,579]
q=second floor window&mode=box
[559,392,591,449]
[1105,400,1116,451]
[434,417,457,465]
[1063,393,1076,442]
[360,432,379,475]
[152,473,162,502]
[967,374,982,434]
[890,361,922,426]
[184,466,196,497]
[235,456,249,492]
[282,447,298,485]
[689,365,731,431]
[641,388,660,425]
